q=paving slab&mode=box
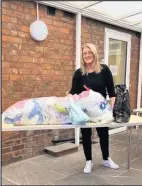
[112,168,142,185]
[2,160,65,185]
[2,177,18,185]
[129,156,142,171]
[2,129,142,185]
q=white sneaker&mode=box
[84,160,93,174]
[102,157,119,169]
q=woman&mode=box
[67,43,119,174]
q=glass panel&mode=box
[87,1,142,18]
[108,38,127,85]
[63,1,96,9]
[123,13,142,24]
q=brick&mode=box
[18,31,26,38]
[2,62,9,68]
[2,8,7,15]
[2,74,9,80]
[10,3,18,10]
[53,20,64,27]
[11,56,19,62]
[2,152,13,163]
[43,70,54,75]
[21,138,27,143]
[2,2,10,8]
[10,16,17,23]
[22,25,29,32]
[36,46,44,52]
[24,63,36,69]
[10,75,22,81]
[2,67,10,74]
[14,150,21,157]
[2,147,12,154]
[23,75,36,80]
[2,29,10,36]
[31,9,36,15]
[20,56,34,63]
[22,13,31,20]
[7,36,22,43]
[15,139,21,145]
[23,1,35,9]
[60,28,70,34]
[42,64,53,70]
[12,144,24,151]
[2,140,15,147]
[13,10,22,18]
[42,18,53,25]
[35,76,42,80]
[2,35,7,41]
[9,49,17,56]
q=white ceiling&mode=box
[40,1,142,32]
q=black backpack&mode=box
[113,85,131,123]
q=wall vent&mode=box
[63,11,74,19]
[47,6,56,16]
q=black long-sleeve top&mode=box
[69,64,115,99]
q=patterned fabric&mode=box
[2,90,113,126]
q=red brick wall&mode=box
[2,1,141,165]
[130,35,140,109]
[2,1,76,111]
[2,1,76,166]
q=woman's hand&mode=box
[84,85,90,91]
[66,94,73,98]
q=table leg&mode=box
[136,113,139,130]
[127,126,132,170]
[136,125,140,156]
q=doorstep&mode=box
[44,142,79,157]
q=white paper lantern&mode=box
[30,20,48,41]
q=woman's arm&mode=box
[110,97,115,109]
[104,65,116,108]
[68,69,82,95]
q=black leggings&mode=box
[81,127,109,161]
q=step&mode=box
[44,142,79,157]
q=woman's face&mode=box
[82,46,94,65]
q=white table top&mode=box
[133,108,142,113]
[2,115,142,131]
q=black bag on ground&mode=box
[113,84,131,123]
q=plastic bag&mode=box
[113,84,131,123]
[74,90,113,123]
[2,97,72,125]
[2,89,113,125]
[2,96,90,126]
[68,99,90,125]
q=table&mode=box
[133,108,142,115]
[2,115,142,170]
[133,108,142,154]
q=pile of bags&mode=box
[2,89,113,126]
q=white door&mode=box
[104,28,131,135]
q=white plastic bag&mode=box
[2,97,72,125]
[74,90,113,123]
[2,89,113,126]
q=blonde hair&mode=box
[81,43,102,75]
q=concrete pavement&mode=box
[2,128,142,185]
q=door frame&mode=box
[104,28,131,135]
